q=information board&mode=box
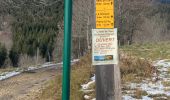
[96,0,114,28]
[92,29,118,65]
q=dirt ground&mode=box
[0,65,59,100]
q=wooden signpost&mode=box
[94,0,122,100]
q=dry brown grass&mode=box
[37,53,94,100]
[119,52,156,83]
[133,89,148,99]
[36,42,170,99]
[19,54,45,68]
[37,51,156,99]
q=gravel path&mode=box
[0,65,58,100]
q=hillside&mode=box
[0,0,64,67]
[115,0,170,44]
[0,0,94,66]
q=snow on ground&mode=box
[0,63,56,81]
[0,71,21,81]
[71,59,80,63]
[4,59,170,99]
[81,80,95,90]
[80,59,170,100]
[142,96,153,100]
[123,59,170,100]
[91,74,95,81]
[81,74,95,90]
[0,59,79,81]
[84,95,91,99]
[123,95,136,100]
[51,59,79,65]
[81,75,95,100]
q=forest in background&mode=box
[0,0,170,68]
[115,0,170,45]
[0,0,63,68]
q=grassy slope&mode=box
[121,41,170,60]
[36,42,170,100]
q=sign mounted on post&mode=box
[92,28,118,65]
[96,0,114,29]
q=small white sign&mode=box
[92,28,118,65]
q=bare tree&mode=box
[71,0,94,58]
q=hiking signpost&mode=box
[93,0,122,99]
[62,0,121,99]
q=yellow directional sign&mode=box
[96,0,114,29]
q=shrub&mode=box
[9,48,20,67]
[0,44,7,68]
[119,52,156,83]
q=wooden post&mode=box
[95,64,122,100]
[95,65,114,100]
[113,64,122,100]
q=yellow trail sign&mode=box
[96,0,114,29]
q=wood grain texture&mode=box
[95,65,122,100]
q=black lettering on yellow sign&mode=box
[96,0,114,28]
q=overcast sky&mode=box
[159,0,170,3]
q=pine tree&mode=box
[9,47,20,67]
[0,44,7,68]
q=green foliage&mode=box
[39,30,56,62]
[0,43,7,68]
[9,47,20,67]
[7,0,63,61]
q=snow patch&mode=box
[0,71,21,81]
[82,75,96,99]
[84,95,91,99]
[81,75,95,90]
[71,59,80,62]
[123,59,170,99]
[91,74,95,81]
[122,95,135,100]
[0,59,80,81]
[142,96,153,100]
[81,80,95,90]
